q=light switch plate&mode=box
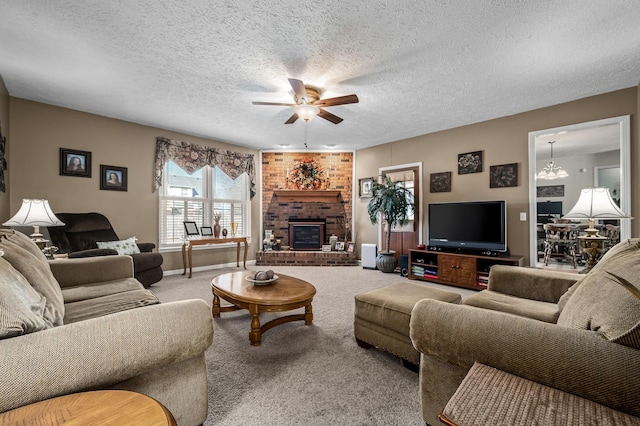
[520,212,527,221]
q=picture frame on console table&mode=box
[335,241,345,251]
[200,226,213,237]
[346,241,355,253]
[183,221,199,236]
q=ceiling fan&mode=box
[252,78,359,124]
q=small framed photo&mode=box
[322,244,332,252]
[183,221,199,236]
[359,177,374,198]
[346,241,355,253]
[200,226,213,236]
[458,150,483,175]
[490,163,518,188]
[60,148,91,178]
[100,165,128,191]
[335,241,345,251]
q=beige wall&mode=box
[5,86,638,269]
[0,76,9,221]
[8,98,260,271]
[355,87,639,264]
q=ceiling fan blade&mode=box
[314,94,359,107]
[288,78,308,103]
[318,108,343,124]
[252,101,296,106]
[284,113,299,124]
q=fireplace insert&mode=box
[288,219,325,250]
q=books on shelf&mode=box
[411,265,438,279]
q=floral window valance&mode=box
[153,136,256,199]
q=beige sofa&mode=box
[410,238,640,425]
[0,229,214,425]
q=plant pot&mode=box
[376,251,397,273]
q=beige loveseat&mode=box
[410,238,640,425]
[0,229,214,425]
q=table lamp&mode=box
[562,188,632,272]
[3,199,65,251]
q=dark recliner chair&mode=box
[48,212,163,287]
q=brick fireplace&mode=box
[260,152,354,266]
[261,152,353,246]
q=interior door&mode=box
[379,164,422,263]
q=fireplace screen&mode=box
[289,222,325,250]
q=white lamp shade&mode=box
[563,188,630,220]
[2,199,65,227]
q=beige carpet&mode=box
[151,265,474,425]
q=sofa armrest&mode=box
[487,265,581,303]
[410,299,640,416]
[136,242,156,252]
[68,248,119,258]
[0,299,213,413]
[49,256,135,288]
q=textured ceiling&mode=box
[1,1,639,151]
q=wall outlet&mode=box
[520,212,527,221]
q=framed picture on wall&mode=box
[458,150,483,175]
[60,148,92,178]
[359,177,374,198]
[489,163,518,188]
[537,185,564,198]
[430,171,452,193]
[100,165,128,191]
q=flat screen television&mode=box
[428,200,507,253]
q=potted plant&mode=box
[367,175,415,272]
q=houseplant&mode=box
[367,175,415,272]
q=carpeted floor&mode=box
[151,265,475,425]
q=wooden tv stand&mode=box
[408,249,524,291]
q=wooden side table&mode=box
[0,390,176,425]
[182,236,248,278]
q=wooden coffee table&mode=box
[211,271,316,345]
[0,390,176,425]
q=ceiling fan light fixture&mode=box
[294,103,320,121]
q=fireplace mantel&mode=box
[274,190,340,203]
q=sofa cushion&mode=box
[462,290,560,323]
[96,237,141,255]
[557,239,640,349]
[0,257,50,338]
[63,289,160,324]
[61,277,145,303]
[0,229,48,262]
[0,237,65,326]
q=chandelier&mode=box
[537,141,568,180]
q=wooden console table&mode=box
[182,237,248,278]
[0,390,176,425]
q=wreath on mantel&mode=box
[290,158,324,190]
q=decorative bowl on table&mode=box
[246,270,278,285]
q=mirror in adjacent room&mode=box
[528,115,631,269]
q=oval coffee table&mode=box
[211,271,316,345]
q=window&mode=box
[159,161,251,248]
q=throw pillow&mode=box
[0,237,65,327]
[0,256,51,338]
[96,237,141,255]
[557,238,640,349]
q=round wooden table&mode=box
[0,390,176,425]
[211,271,316,345]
